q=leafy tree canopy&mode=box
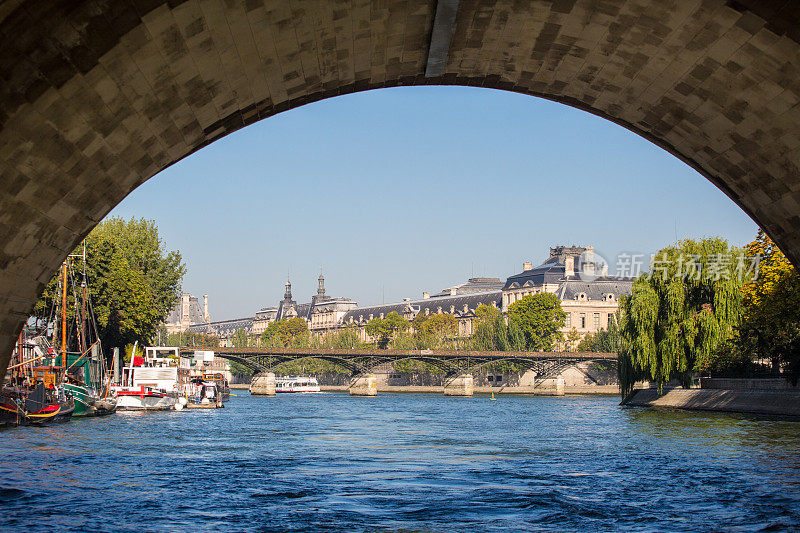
[617,237,745,396]
[366,311,409,348]
[34,217,185,351]
[725,230,800,377]
[260,317,309,347]
[507,293,566,351]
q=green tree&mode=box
[330,327,362,349]
[565,328,582,352]
[723,230,800,378]
[33,217,185,351]
[617,237,745,396]
[365,312,409,348]
[577,323,619,353]
[413,312,458,349]
[260,317,310,347]
[232,328,249,348]
[507,293,566,351]
[470,304,502,350]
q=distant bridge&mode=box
[181,347,616,387]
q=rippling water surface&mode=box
[1,392,800,531]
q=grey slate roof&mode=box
[557,279,633,301]
[188,317,253,334]
[503,261,567,289]
[342,291,502,323]
[165,295,207,325]
[431,277,504,297]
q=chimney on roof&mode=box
[423,292,430,299]
[565,256,575,277]
[523,261,533,271]
[449,287,457,296]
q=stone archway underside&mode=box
[1,0,799,374]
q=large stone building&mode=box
[503,246,633,338]
[164,293,211,334]
[179,245,633,346]
[340,246,633,344]
[187,273,357,345]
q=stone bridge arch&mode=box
[1,1,799,375]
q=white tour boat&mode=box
[275,376,321,393]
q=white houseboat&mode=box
[110,347,180,411]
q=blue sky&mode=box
[108,86,757,321]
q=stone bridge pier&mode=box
[250,373,276,396]
[443,374,474,396]
[349,374,377,396]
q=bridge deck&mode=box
[180,347,616,361]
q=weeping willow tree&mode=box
[618,238,747,397]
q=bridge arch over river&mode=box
[184,347,617,395]
[0,1,799,375]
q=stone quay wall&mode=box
[625,388,800,417]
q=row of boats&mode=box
[0,253,231,427]
[1,339,232,426]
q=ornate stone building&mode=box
[503,246,633,339]
[164,293,211,334]
[177,245,633,346]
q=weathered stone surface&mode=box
[250,372,276,396]
[1,1,799,376]
[443,374,474,396]
[349,374,378,396]
[625,388,800,417]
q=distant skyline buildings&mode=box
[108,86,757,319]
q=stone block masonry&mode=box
[1,0,800,379]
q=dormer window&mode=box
[576,292,587,301]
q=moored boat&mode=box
[109,346,179,411]
[185,377,224,409]
[275,376,321,393]
[0,383,74,426]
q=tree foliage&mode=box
[617,237,745,396]
[260,317,309,347]
[365,312,409,348]
[576,320,619,353]
[724,230,800,378]
[33,217,185,351]
[507,293,566,351]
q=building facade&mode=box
[503,246,633,340]
[164,293,211,334]
[174,245,633,347]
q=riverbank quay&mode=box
[624,387,800,417]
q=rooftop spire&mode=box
[318,267,326,297]
[284,278,292,301]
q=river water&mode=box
[1,392,799,532]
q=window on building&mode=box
[565,314,571,328]
[607,314,614,326]
[593,313,600,329]
[580,313,586,329]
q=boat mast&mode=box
[61,260,68,368]
[80,241,87,353]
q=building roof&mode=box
[342,291,502,323]
[165,295,207,325]
[430,277,504,297]
[188,317,253,334]
[557,279,633,301]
